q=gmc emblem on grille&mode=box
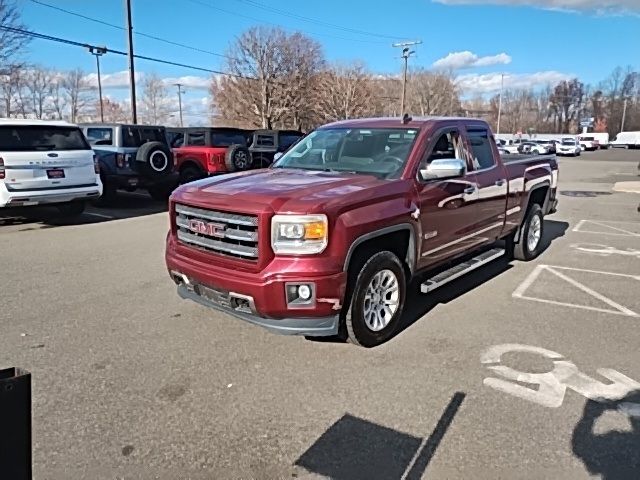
[188,219,226,238]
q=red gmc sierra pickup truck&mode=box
[165,117,558,347]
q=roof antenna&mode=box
[402,113,412,124]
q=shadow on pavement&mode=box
[295,392,465,480]
[0,192,168,230]
[396,219,569,338]
[571,390,640,480]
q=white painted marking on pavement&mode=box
[512,265,640,317]
[573,219,640,237]
[572,219,586,232]
[84,212,115,219]
[570,243,640,259]
[482,344,640,412]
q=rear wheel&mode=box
[345,251,406,348]
[514,203,544,261]
[179,166,204,184]
[56,201,86,218]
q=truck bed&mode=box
[500,153,556,164]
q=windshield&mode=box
[272,128,418,179]
[0,125,90,151]
[562,139,576,145]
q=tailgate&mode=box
[0,125,97,191]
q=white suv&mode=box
[0,119,102,216]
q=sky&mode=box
[20,0,640,125]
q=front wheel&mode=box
[345,251,406,348]
[514,204,544,261]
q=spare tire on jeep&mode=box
[136,141,173,177]
[225,144,252,172]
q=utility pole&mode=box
[621,98,628,132]
[392,40,421,117]
[88,46,107,122]
[124,0,137,124]
[497,73,504,134]
[174,83,184,127]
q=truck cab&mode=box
[166,117,558,347]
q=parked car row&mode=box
[0,118,305,214]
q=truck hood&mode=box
[172,168,405,214]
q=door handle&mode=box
[464,186,476,194]
[495,179,506,186]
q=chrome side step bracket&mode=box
[420,248,505,294]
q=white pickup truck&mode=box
[0,119,102,216]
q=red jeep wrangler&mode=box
[168,127,304,184]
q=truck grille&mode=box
[175,204,259,260]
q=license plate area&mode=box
[196,284,231,309]
[46,168,65,179]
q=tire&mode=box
[345,251,406,348]
[179,166,204,184]
[94,174,117,206]
[225,144,252,172]
[136,142,174,177]
[514,203,544,261]
[56,201,86,218]
[148,184,174,202]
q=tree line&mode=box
[1,0,638,135]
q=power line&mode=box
[29,0,234,61]
[233,0,404,41]
[186,0,389,44]
[0,26,256,80]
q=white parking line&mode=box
[573,219,640,237]
[84,212,115,219]
[512,264,640,317]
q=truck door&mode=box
[464,127,508,243]
[415,126,479,268]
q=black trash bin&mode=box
[0,367,31,480]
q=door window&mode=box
[417,130,464,175]
[467,129,496,170]
[86,127,113,146]
[187,132,206,146]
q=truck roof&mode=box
[320,116,488,129]
[0,118,77,127]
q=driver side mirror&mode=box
[419,158,466,181]
[273,152,283,161]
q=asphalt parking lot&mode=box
[1,149,639,479]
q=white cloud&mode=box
[456,70,572,94]
[433,51,512,70]
[83,71,210,90]
[432,0,640,14]
[162,75,210,90]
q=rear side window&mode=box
[166,131,184,148]
[86,127,113,146]
[279,133,303,150]
[121,126,165,148]
[187,132,206,146]
[210,131,248,147]
[256,134,275,147]
[467,129,495,170]
[0,126,90,151]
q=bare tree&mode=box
[316,62,375,122]
[140,72,170,124]
[24,67,53,118]
[213,26,324,129]
[100,97,129,123]
[406,69,460,116]
[61,68,94,123]
[549,79,585,133]
[0,0,29,75]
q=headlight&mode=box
[271,214,328,255]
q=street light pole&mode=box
[124,0,137,124]
[497,73,504,134]
[89,46,107,122]
[392,40,421,117]
[621,98,628,132]
[174,83,184,127]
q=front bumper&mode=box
[0,183,102,208]
[176,283,339,336]
[166,234,346,336]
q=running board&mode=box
[420,248,505,294]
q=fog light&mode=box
[298,284,311,300]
